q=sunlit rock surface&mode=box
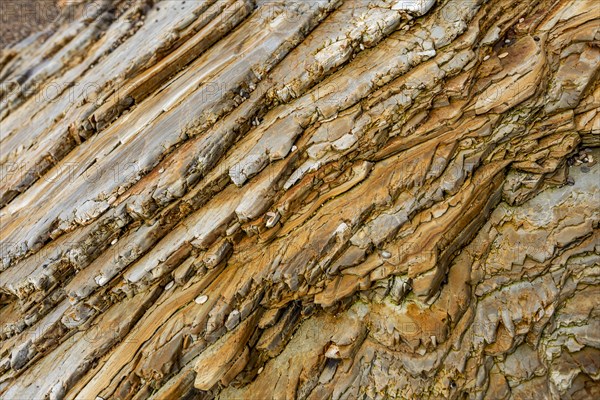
[0,0,598,398]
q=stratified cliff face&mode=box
[0,0,598,399]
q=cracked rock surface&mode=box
[0,0,599,398]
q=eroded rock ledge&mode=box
[0,0,598,399]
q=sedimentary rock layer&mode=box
[0,0,598,398]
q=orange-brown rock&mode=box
[0,0,598,398]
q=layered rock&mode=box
[0,0,598,398]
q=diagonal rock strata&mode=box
[0,0,599,398]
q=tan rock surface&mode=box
[0,0,598,398]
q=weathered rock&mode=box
[0,0,598,398]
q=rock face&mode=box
[0,0,599,399]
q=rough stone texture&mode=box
[0,0,599,399]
